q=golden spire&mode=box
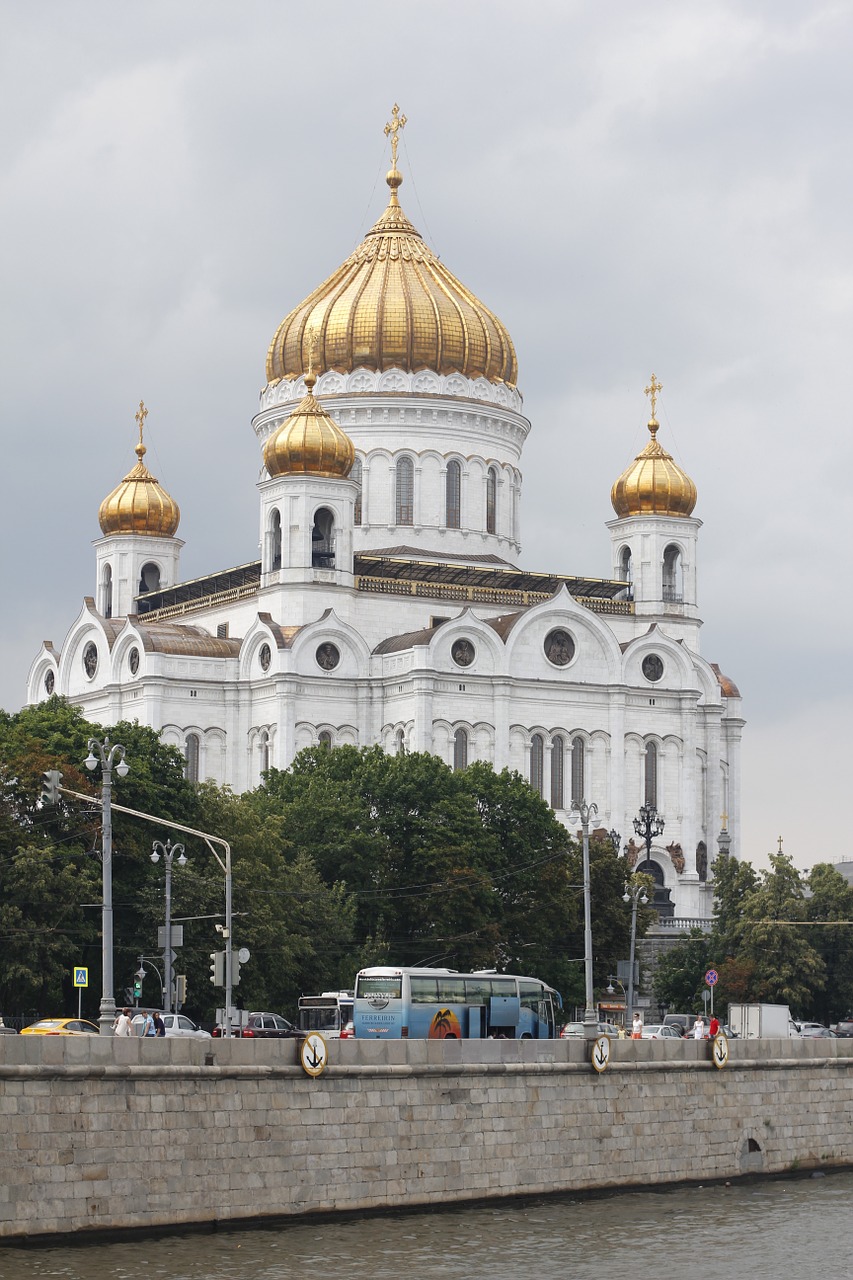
[134,399,149,459]
[98,402,180,537]
[644,374,662,425]
[384,103,407,169]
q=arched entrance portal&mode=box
[635,858,674,919]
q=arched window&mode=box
[395,728,406,756]
[662,544,683,602]
[318,730,333,749]
[138,562,161,594]
[551,736,564,810]
[486,466,498,534]
[696,841,708,881]
[312,507,335,568]
[571,736,585,805]
[446,460,461,529]
[184,733,200,784]
[530,733,544,796]
[101,564,113,619]
[620,547,633,595]
[259,731,270,778]
[351,457,363,526]
[453,727,468,772]
[270,509,282,570]
[645,741,658,808]
[396,457,414,525]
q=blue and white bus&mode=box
[353,966,562,1040]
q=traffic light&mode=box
[209,952,225,986]
[133,975,143,1000]
[40,769,63,805]
[175,975,187,1005]
[231,956,241,988]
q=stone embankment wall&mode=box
[1,1035,851,1241]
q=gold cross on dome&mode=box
[384,103,407,168]
[644,374,662,421]
[777,835,784,854]
[135,399,148,444]
[306,325,318,376]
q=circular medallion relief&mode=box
[259,643,271,672]
[544,628,575,667]
[642,654,664,683]
[44,671,55,695]
[128,647,140,676]
[316,642,340,671]
[451,639,476,668]
[83,642,98,679]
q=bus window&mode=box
[355,975,402,1000]
[410,977,439,1003]
[436,977,466,1002]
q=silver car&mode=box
[133,1012,211,1040]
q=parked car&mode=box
[797,1023,835,1038]
[212,1012,300,1039]
[132,1012,210,1040]
[832,1020,853,1038]
[21,1018,99,1036]
[560,1021,623,1039]
[640,1023,684,1040]
[339,1020,355,1039]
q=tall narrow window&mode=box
[644,741,658,807]
[351,457,363,526]
[530,734,544,796]
[486,466,498,534]
[318,730,333,749]
[453,728,468,772]
[259,731,270,778]
[446,460,461,528]
[396,457,414,525]
[662,544,683,602]
[270,509,282,570]
[185,733,200,784]
[311,508,335,568]
[620,547,632,588]
[396,728,406,756]
[571,736,585,805]
[101,565,113,619]
[551,736,564,810]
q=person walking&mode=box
[113,1008,134,1038]
[152,1011,166,1037]
[140,1011,155,1037]
[631,1013,643,1039]
[692,1016,705,1039]
[709,1014,720,1039]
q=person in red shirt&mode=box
[709,1015,720,1038]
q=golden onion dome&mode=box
[98,403,180,537]
[263,371,355,479]
[265,166,518,388]
[611,418,698,519]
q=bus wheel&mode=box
[444,1033,458,1039]
[521,1033,532,1039]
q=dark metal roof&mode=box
[354,552,628,599]
[135,560,261,615]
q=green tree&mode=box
[653,929,715,1014]
[805,863,853,1023]
[735,853,825,1013]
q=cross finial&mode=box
[135,400,148,444]
[644,374,662,422]
[304,324,318,390]
[777,835,784,855]
[384,103,407,168]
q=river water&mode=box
[2,1171,852,1280]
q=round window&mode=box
[44,671,55,695]
[128,647,140,676]
[259,643,271,672]
[316,643,340,671]
[544,628,575,667]
[451,639,476,668]
[83,642,98,679]
[642,654,664,683]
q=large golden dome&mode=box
[611,418,697,519]
[265,167,518,388]
[98,404,180,537]
[264,371,355,479]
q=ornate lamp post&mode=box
[623,880,649,1024]
[84,736,129,1035]
[151,839,187,1013]
[568,799,599,1037]
[633,803,665,858]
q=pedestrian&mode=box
[153,1011,166,1037]
[113,1008,134,1038]
[709,1014,720,1039]
[692,1016,705,1039]
[140,1011,155,1037]
[631,1013,643,1039]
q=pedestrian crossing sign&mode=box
[73,967,88,988]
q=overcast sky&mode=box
[1,1,850,872]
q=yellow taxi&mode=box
[20,1018,100,1035]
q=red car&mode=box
[213,1012,301,1039]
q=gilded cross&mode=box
[305,324,318,377]
[777,835,784,854]
[384,103,407,168]
[644,374,662,420]
[135,399,148,444]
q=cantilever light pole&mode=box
[84,736,129,1036]
[623,880,649,1023]
[151,839,187,1013]
[568,799,599,1037]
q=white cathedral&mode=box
[28,112,743,922]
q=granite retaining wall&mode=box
[1,1034,851,1241]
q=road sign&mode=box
[157,926,184,949]
[591,1034,611,1074]
[300,1032,329,1077]
[73,967,88,988]
[705,969,718,986]
[712,1033,729,1070]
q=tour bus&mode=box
[353,966,562,1039]
[297,990,354,1039]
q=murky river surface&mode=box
[2,1171,852,1280]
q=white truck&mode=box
[727,1002,801,1039]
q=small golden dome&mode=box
[263,371,355,479]
[265,165,517,389]
[98,403,180,537]
[611,418,697,519]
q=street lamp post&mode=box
[633,803,665,859]
[623,880,649,1024]
[84,736,129,1036]
[150,839,187,1013]
[568,799,599,1037]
